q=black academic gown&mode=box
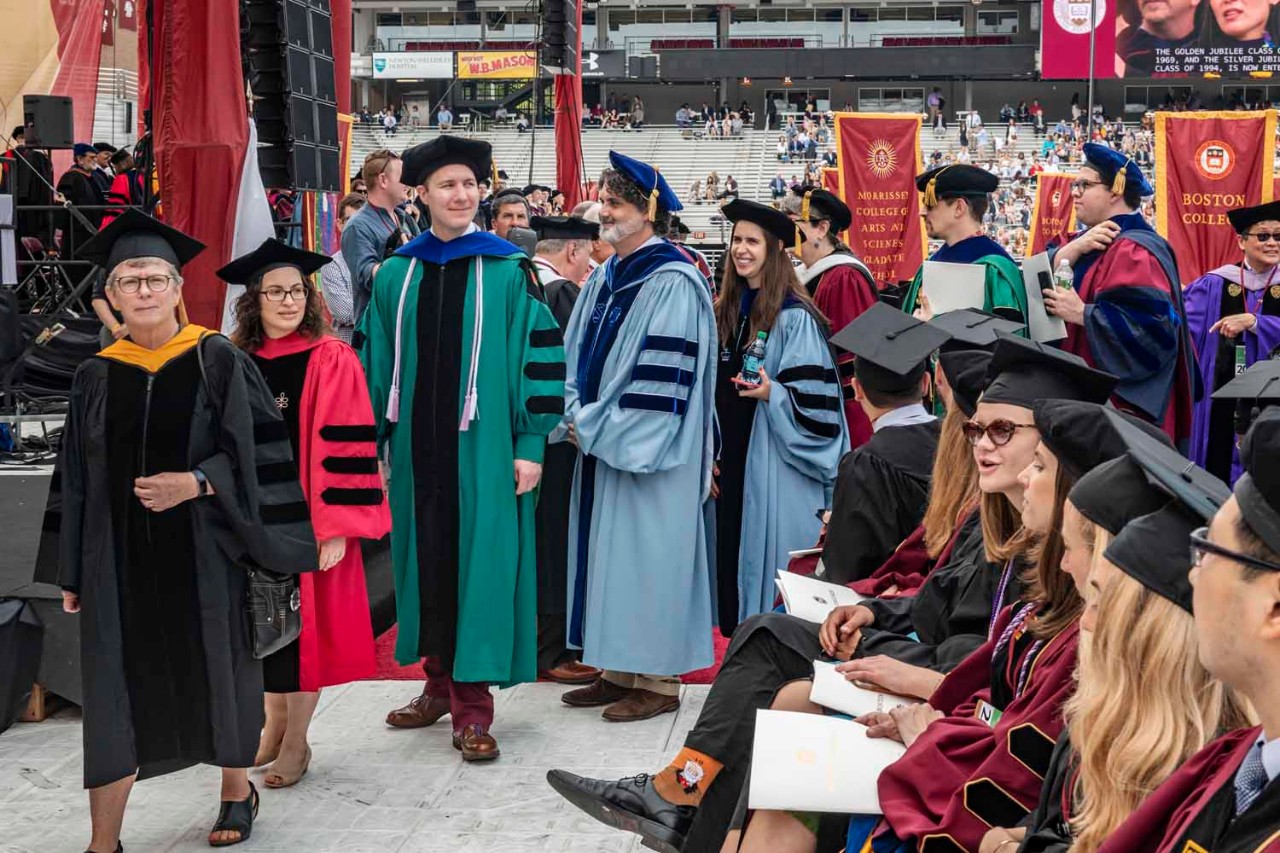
[821,418,940,584]
[48,331,317,788]
[55,166,103,259]
[535,274,581,670]
[1020,731,1076,853]
[859,516,1025,671]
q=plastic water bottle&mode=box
[739,331,768,386]
[1054,258,1074,291]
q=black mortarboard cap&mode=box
[930,309,1025,353]
[401,136,492,187]
[1212,358,1280,403]
[522,183,552,195]
[982,333,1117,409]
[672,215,691,236]
[530,215,599,242]
[1226,200,1280,234]
[497,170,510,180]
[938,348,992,419]
[830,303,952,394]
[1033,399,1173,480]
[792,186,853,233]
[215,237,332,284]
[722,199,804,247]
[1103,501,1197,613]
[1101,408,1230,522]
[77,208,206,272]
[93,141,116,153]
[1235,407,1280,555]
[1069,455,1170,536]
[915,165,999,205]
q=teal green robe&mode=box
[901,234,1028,334]
[360,229,565,684]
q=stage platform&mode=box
[1,681,708,852]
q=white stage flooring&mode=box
[1,682,709,852]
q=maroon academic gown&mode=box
[1059,230,1195,450]
[803,257,879,449]
[1098,726,1280,853]
[876,603,1081,851]
[850,505,979,599]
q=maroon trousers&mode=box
[422,656,494,731]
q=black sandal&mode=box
[84,845,122,853]
[208,782,259,848]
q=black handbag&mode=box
[195,333,302,659]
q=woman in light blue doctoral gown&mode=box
[713,200,848,635]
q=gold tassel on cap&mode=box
[800,190,813,223]
[1111,157,1130,196]
[492,161,499,188]
[648,166,661,221]
[794,225,803,256]
[923,165,951,209]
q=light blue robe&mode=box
[560,249,718,675]
[734,304,849,623]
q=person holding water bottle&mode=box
[1183,199,1280,485]
[712,199,847,636]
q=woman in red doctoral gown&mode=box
[222,238,392,789]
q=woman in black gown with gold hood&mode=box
[48,210,318,852]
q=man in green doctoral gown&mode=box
[899,164,1027,333]
[359,136,566,761]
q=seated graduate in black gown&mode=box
[1096,408,1280,853]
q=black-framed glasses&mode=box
[262,284,309,303]
[1248,231,1280,244]
[962,419,1038,447]
[1070,179,1107,193]
[1190,526,1280,573]
[113,274,174,294]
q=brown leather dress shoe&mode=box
[561,676,633,708]
[601,688,679,722]
[458,724,500,762]
[542,660,603,685]
[385,692,452,729]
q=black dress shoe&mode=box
[546,770,693,853]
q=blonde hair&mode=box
[922,405,980,558]
[1065,557,1255,853]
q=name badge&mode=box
[1236,345,1248,376]
[975,699,1003,728]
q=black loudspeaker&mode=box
[22,95,74,150]
[241,0,340,191]
[540,0,578,75]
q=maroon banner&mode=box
[1027,173,1077,257]
[1040,0,1115,79]
[553,0,585,210]
[49,0,107,173]
[1155,110,1277,283]
[833,113,925,286]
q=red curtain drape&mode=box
[49,0,107,175]
[553,1,585,209]
[147,0,248,327]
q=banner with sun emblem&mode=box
[1027,172,1077,257]
[1155,110,1277,283]
[832,113,926,286]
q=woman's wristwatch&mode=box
[192,468,211,498]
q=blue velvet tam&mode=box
[1082,142,1154,197]
[607,150,683,216]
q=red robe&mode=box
[807,261,879,449]
[876,605,1081,850]
[1061,237,1195,449]
[1098,726,1280,853]
[252,333,391,690]
[850,506,978,599]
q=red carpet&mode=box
[371,625,731,684]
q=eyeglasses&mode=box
[261,285,309,303]
[113,274,174,294]
[1190,526,1280,573]
[1070,179,1107,193]
[962,419,1038,447]
[1247,232,1280,243]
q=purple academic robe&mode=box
[1184,263,1280,484]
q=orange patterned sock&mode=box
[651,747,724,807]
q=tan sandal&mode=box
[252,732,283,768]
[263,745,311,789]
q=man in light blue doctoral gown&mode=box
[556,150,718,722]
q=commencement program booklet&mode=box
[748,710,907,814]
[1020,252,1069,343]
[776,570,864,624]
[921,261,986,314]
[809,660,917,717]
